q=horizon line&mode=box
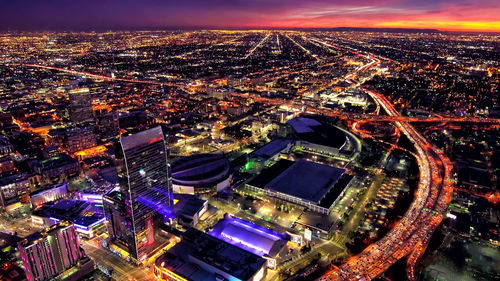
[1,26,499,34]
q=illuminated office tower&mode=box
[105,126,172,264]
[18,222,88,281]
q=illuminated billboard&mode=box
[304,228,312,241]
[146,216,155,247]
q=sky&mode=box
[0,0,499,32]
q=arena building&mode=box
[246,159,353,214]
[171,154,231,194]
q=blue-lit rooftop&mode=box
[287,117,321,133]
[32,199,104,228]
[251,139,292,159]
[156,227,266,281]
[287,117,347,149]
[209,216,286,258]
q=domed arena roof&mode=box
[171,154,230,187]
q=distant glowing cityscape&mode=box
[0,2,499,281]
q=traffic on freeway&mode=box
[316,41,454,281]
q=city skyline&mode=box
[0,3,498,280]
[0,0,499,32]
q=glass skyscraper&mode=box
[104,126,173,263]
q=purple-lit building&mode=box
[209,216,287,269]
[18,222,93,281]
[104,126,173,264]
[76,192,104,203]
[154,227,267,281]
[31,199,105,239]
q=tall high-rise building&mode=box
[18,222,92,281]
[104,126,172,264]
[68,88,93,123]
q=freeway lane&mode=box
[316,41,454,281]
[244,36,459,281]
[7,34,461,281]
[9,63,185,87]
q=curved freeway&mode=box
[317,41,454,281]
[7,35,458,281]
[239,36,458,280]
